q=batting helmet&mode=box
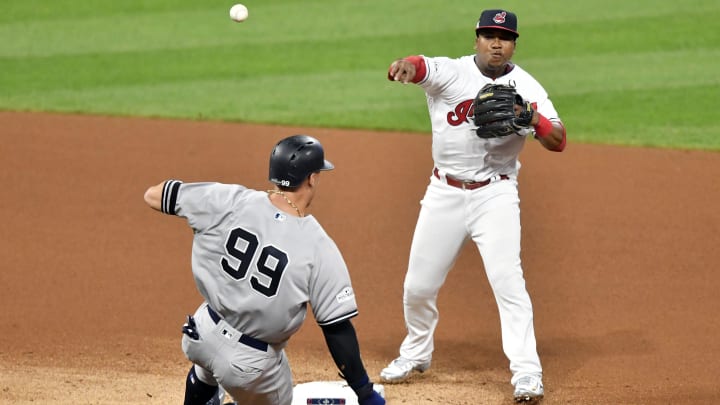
[269,135,334,187]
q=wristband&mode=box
[534,114,553,138]
[404,56,426,83]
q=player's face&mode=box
[474,29,516,69]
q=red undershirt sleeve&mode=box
[404,55,426,83]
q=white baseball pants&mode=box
[398,174,542,383]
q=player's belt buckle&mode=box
[433,167,507,190]
[461,179,489,190]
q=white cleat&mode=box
[513,375,544,403]
[379,357,431,383]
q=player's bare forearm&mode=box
[530,111,566,152]
[536,123,565,151]
[144,182,165,211]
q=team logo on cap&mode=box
[493,11,507,24]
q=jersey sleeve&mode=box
[159,180,248,232]
[158,180,183,215]
[516,74,560,123]
[418,56,460,97]
[308,237,359,326]
[536,96,560,123]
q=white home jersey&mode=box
[417,55,561,181]
[160,180,358,346]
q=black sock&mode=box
[183,365,219,405]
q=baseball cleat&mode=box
[379,356,431,383]
[513,375,544,403]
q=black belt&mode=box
[207,306,269,352]
[433,167,509,190]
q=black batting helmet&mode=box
[269,135,334,187]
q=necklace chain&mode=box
[267,190,303,217]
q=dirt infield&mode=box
[1,111,719,404]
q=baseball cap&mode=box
[475,9,519,38]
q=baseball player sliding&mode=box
[380,9,566,403]
[144,135,384,405]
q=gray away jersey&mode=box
[160,180,358,345]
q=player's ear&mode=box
[308,172,318,187]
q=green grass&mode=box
[1,0,719,150]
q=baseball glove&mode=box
[472,83,534,139]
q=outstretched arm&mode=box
[387,56,426,84]
[143,181,166,211]
[321,320,385,405]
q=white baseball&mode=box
[229,4,248,22]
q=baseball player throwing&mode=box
[144,135,384,405]
[379,9,566,403]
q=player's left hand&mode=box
[513,98,535,130]
[474,83,531,138]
